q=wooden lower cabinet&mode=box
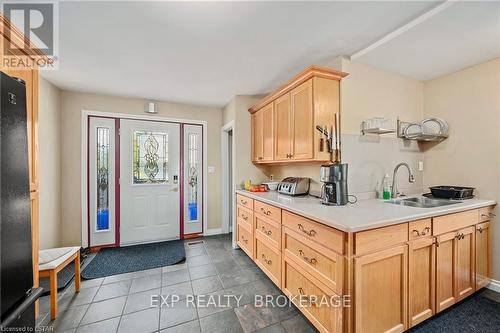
[475,222,491,289]
[282,259,342,333]
[354,245,408,333]
[456,226,475,300]
[255,235,281,287]
[408,238,435,327]
[237,219,253,259]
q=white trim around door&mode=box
[221,121,237,248]
[81,110,209,248]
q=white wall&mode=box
[423,58,500,279]
[38,77,62,249]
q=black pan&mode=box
[429,186,475,199]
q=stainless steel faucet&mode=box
[391,162,416,198]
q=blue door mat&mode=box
[81,240,186,279]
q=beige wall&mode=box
[266,57,425,197]
[60,91,222,246]
[222,95,268,189]
[38,77,62,249]
[423,58,500,279]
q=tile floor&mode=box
[36,234,317,333]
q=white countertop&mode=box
[236,190,496,232]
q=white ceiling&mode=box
[40,1,499,107]
[353,1,500,81]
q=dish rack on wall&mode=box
[397,118,449,142]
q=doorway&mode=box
[221,121,236,246]
[85,113,205,248]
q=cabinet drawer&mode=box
[237,205,253,228]
[354,223,408,255]
[479,206,495,222]
[237,221,253,259]
[255,237,281,287]
[433,209,478,235]
[409,219,432,240]
[283,259,340,333]
[254,200,281,223]
[283,228,343,294]
[236,194,254,210]
[255,214,281,249]
[282,211,344,255]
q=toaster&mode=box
[277,177,310,196]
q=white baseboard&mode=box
[203,228,223,236]
[487,279,500,293]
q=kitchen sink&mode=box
[387,196,459,208]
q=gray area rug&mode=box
[81,240,185,279]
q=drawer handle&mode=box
[412,226,430,237]
[241,199,248,205]
[297,288,316,307]
[455,233,465,240]
[481,213,496,219]
[261,226,272,236]
[298,287,305,295]
[261,253,272,265]
[297,224,317,237]
[298,250,317,265]
[242,214,249,221]
[241,235,248,243]
[477,226,484,233]
[260,207,272,216]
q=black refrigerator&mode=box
[0,72,42,329]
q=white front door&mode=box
[120,119,180,245]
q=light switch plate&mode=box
[418,161,424,171]
[208,166,215,174]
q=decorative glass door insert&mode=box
[96,127,110,231]
[133,131,169,184]
[187,133,198,221]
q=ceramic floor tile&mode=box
[58,286,99,309]
[75,317,120,333]
[50,304,89,331]
[188,264,217,280]
[162,269,190,286]
[280,314,316,333]
[159,299,198,329]
[234,303,281,332]
[199,309,244,333]
[161,281,193,302]
[191,276,223,295]
[93,280,131,302]
[187,255,212,268]
[80,296,126,325]
[160,319,201,333]
[118,307,160,333]
[123,288,160,314]
[129,274,162,294]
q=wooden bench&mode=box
[38,247,81,320]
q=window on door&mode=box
[133,131,169,184]
[96,127,110,231]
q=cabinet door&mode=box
[456,226,475,300]
[408,238,435,327]
[252,111,263,162]
[274,94,291,161]
[475,222,491,289]
[261,103,274,161]
[436,231,457,312]
[290,79,313,160]
[354,245,408,333]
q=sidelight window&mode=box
[96,127,110,231]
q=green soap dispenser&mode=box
[382,174,391,200]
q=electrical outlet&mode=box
[418,161,424,171]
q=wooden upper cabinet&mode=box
[252,103,274,162]
[291,79,313,160]
[249,65,347,164]
[274,94,291,161]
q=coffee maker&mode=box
[320,163,348,205]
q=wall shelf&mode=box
[361,127,396,135]
[397,118,449,142]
